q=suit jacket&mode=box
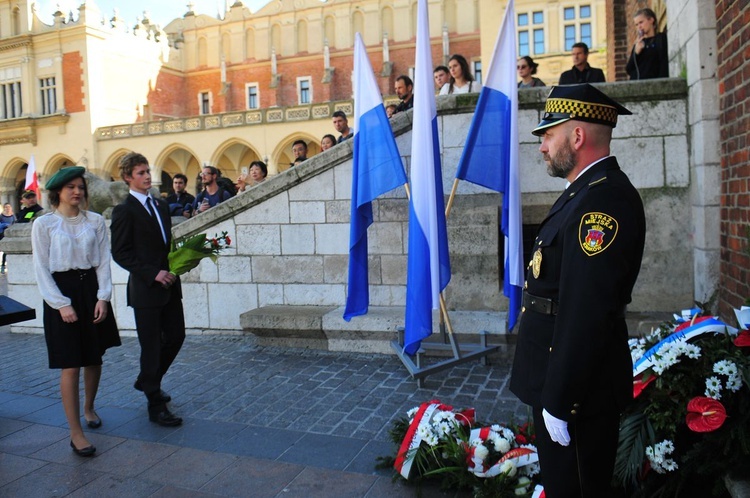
[111,194,182,308]
[510,157,646,421]
[558,64,606,85]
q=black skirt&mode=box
[43,269,121,369]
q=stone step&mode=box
[240,305,509,354]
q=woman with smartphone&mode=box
[626,8,669,80]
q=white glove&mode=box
[542,408,570,446]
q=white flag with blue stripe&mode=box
[344,33,408,321]
[403,0,451,355]
[455,0,523,330]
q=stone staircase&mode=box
[240,305,509,354]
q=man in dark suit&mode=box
[111,152,185,427]
[558,42,606,85]
[510,84,645,496]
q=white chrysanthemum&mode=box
[470,437,483,447]
[684,343,701,359]
[646,440,677,474]
[663,459,679,472]
[705,386,722,400]
[436,421,453,437]
[726,375,742,392]
[706,376,722,392]
[407,407,419,419]
[500,427,516,441]
[714,360,730,375]
[490,424,502,432]
[474,444,489,460]
[523,461,541,477]
[424,432,439,447]
[417,423,435,441]
[658,440,675,454]
[500,459,517,477]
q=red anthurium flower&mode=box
[734,330,750,348]
[686,397,727,432]
[633,374,657,398]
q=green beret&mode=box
[45,166,86,191]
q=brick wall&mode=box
[146,38,480,117]
[607,0,630,81]
[717,0,750,315]
[62,52,85,113]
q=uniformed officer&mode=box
[509,84,646,497]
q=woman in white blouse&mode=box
[439,54,482,95]
[31,167,120,457]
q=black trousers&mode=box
[133,292,185,409]
[533,406,620,498]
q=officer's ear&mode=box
[572,125,586,151]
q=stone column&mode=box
[666,0,721,301]
[54,53,66,114]
[19,56,34,117]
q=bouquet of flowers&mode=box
[168,231,231,276]
[380,400,541,497]
[615,304,750,497]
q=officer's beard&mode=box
[545,139,577,179]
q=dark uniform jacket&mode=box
[111,194,182,308]
[510,157,646,421]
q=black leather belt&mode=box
[523,292,558,316]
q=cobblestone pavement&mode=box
[0,327,526,497]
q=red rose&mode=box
[686,396,727,432]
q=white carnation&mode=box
[474,444,489,460]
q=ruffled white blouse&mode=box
[31,211,112,309]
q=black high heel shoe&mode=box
[70,440,96,457]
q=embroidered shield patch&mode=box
[579,212,618,256]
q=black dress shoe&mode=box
[133,380,172,402]
[70,440,96,457]
[149,408,183,427]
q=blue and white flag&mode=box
[344,33,408,321]
[454,0,523,331]
[403,0,451,355]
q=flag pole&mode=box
[403,181,455,339]
[444,178,460,218]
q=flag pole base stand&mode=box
[391,328,499,388]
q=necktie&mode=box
[145,197,158,219]
[146,197,166,243]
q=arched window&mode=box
[297,20,308,53]
[222,32,231,62]
[324,16,336,49]
[12,7,20,36]
[411,2,418,39]
[444,0,457,33]
[245,29,255,59]
[197,37,208,66]
[352,11,364,45]
[382,7,394,40]
[271,24,282,55]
